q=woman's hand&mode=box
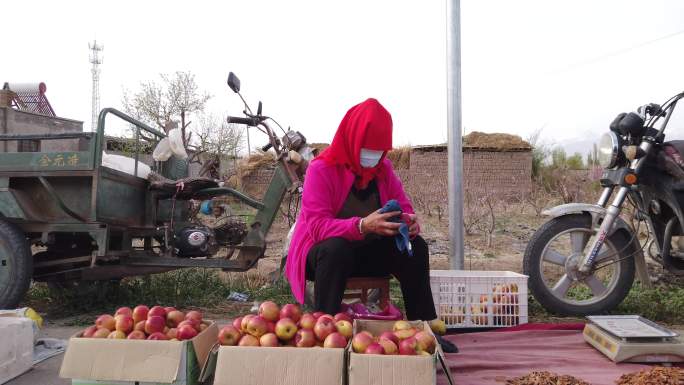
[405,213,420,238]
[361,210,402,236]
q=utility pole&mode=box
[447,0,464,269]
[89,40,103,131]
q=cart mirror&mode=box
[227,72,240,93]
[257,101,262,116]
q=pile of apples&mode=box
[218,302,352,348]
[351,320,436,356]
[80,305,206,341]
[440,282,520,326]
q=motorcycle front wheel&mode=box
[523,214,636,316]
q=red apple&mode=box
[352,332,374,353]
[313,317,336,341]
[318,314,334,322]
[335,320,353,339]
[323,332,348,349]
[178,319,200,332]
[93,328,110,338]
[266,321,276,334]
[148,306,167,319]
[241,315,255,332]
[333,313,352,323]
[379,331,399,346]
[185,310,203,323]
[115,307,133,317]
[295,329,316,347]
[394,328,417,341]
[82,325,97,338]
[258,301,280,322]
[164,306,177,314]
[312,311,325,320]
[359,331,374,339]
[299,313,316,330]
[365,342,385,355]
[115,314,134,334]
[393,320,412,332]
[218,326,242,346]
[259,333,279,347]
[246,316,268,338]
[132,305,149,324]
[232,317,243,330]
[398,337,418,355]
[107,330,126,339]
[95,314,116,331]
[134,320,146,333]
[177,324,198,340]
[166,310,185,328]
[275,318,298,341]
[238,334,260,346]
[414,331,436,354]
[127,330,146,340]
[167,328,178,340]
[145,316,166,335]
[147,332,168,340]
[378,338,398,355]
[279,304,302,323]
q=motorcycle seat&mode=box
[147,171,219,199]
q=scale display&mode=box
[586,315,678,340]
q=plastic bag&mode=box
[152,137,173,161]
[168,128,188,160]
[0,307,43,340]
[340,302,404,321]
[101,152,152,178]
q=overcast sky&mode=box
[4,0,684,153]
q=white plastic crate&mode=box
[430,270,528,328]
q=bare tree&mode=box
[194,114,244,178]
[122,71,211,148]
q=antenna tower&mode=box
[89,40,103,131]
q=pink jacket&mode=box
[285,158,415,303]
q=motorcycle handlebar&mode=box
[226,116,258,126]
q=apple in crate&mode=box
[398,337,418,355]
[134,320,146,333]
[164,306,177,314]
[167,328,178,339]
[93,328,111,338]
[238,334,260,346]
[185,310,203,323]
[127,331,146,340]
[82,325,98,338]
[115,314,134,334]
[295,329,316,347]
[177,319,200,332]
[314,317,336,341]
[133,305,149,324]
[393,320,412,332]
[177,324,198,340]
[95,314,116,331]
[335,320,352,339]
[365,343,385,355]
[394,328,417,340]
[148,306,167,319]
[275,318,298,341]
[352,332,374,353]
[279,304,302,323]
[312,311,325,320]
[260,333,279,347]
[166,310,185,328]
[147,332,168,340]
[299,313,316,330]
[145,316,166,335]
[107,330,126,339]
[115,307,133,317]
[258,301,280,322]
[414,331,436,354]
[379,331,399,345]
[333,313,352,323]
[241,315,255,332]
[246,316,268,338]
[323,332,347,349]
[232,317,243,330]
[266,321,275,334]
[218,326,242,346]
[378,338,398,355]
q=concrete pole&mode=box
[447,0,464,270]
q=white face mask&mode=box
[360,148,384,168]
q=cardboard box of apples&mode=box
[59,305,218,385]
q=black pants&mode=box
[305,235,437,321]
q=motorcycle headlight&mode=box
[598,132,620,169]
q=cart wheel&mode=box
[0,220,32,309]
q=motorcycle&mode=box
[524,91,684,315]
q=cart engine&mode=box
[175,226,213,257]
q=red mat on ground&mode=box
[438,329,652,385]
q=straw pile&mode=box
[463,131,532,151]
[615,367,683,385]
[238,151,276,179]
[506,371,590,385]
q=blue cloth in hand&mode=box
[378,199,413,256]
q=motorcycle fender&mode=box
[542,203,652,288]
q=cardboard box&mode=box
[0,317,34,384]
[59,322,218,385]
[212,344,346,385]
[347,320,453,385]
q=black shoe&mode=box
[435,334,458,353]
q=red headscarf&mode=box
[318,98,393,189]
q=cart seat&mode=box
[148,172,219,199]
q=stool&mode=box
[344,276,391,310]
